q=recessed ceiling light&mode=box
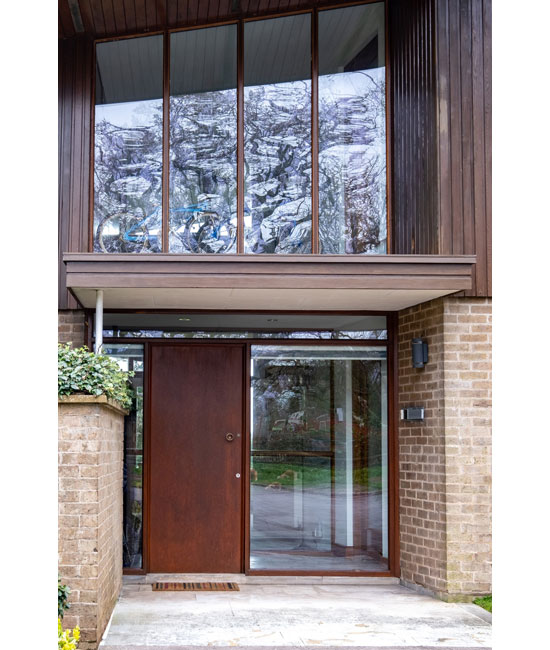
[178,317,191,321]
[267,318,278,322]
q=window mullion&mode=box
[311,9,319,254]
[237,19,245,255]
[162,31,170,253]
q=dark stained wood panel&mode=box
[389,0,439,257]
[89,0,106,34]
[59,0,356,39]
[389,0,491,296]
[436,0,491,295]
[122,0,137,31]
[59,36,94,309]
[100,0,117,35]
[59,4,76,39]
[145,0,159,29]
[111,0,127,33]
[77,0,97,34]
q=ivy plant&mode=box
[58,344,134,410]
[58,578,71,619]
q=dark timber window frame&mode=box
[89,0,391,255]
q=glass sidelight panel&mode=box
[318,3,387,254]
[244,15,312,253]
[250,345,388,572]
[103,344,145,569]
[170,26,238,253]
[94,36,164,253]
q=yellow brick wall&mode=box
[397,296,492,599]
[58,398,125,650]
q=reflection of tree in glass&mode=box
[319,70,386,253]
[252,358,383,489]
[170,90,237,253]
[244,81,312,253]
[94,101,163,253]
[253,360,333,452]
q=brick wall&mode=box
[58,395,125,650]
[397,296,492,600]
[59,310,87,347]
[398,299,448,594]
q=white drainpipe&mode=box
[94,290,104,354]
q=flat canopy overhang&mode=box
[63,253,476,311]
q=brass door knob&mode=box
[225,433,235,442]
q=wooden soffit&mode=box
[63,253,476,311]
[59,1,357,41]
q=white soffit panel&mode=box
[71,287,459,311]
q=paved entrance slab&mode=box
[100,576,491,649]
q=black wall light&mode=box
[412,338,429,368]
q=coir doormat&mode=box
[152,582,240,592]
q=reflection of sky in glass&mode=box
[319,67,386,254]
[95,100,157,128]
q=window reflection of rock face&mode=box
[319,70,386,253]
[244,82,312,254]
[170,89,237,253]
[244,14,312,254]
[94,101,163,253]
[318,2,387,255]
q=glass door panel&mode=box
[250,345,388,572]
[103,344,145,569]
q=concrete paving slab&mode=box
[100,580,491,649]
[141,574,399,586]
[100,645,492,650]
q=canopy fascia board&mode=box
[63,253,476,311]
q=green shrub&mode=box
[58,344,134,410]
[58,618,80,649]
[58,578,71,619]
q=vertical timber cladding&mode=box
[389,0,491,296]
[389,0,439,257]
[436,0,492,296]
[59,36,93,309]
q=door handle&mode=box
[225,432,235,442]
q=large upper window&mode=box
[244,14,312,253]
[319,3,386,253]
[93,2,386,255]
[170,25,238,253]
[94,35,163,253]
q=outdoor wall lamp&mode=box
[411,338,429,368]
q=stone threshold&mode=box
[124,573,401,586]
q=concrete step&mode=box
[124,573,402,586]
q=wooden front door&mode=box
[149,344,244,573]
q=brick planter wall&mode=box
[58,395,127,650]
[398,296,492,600]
